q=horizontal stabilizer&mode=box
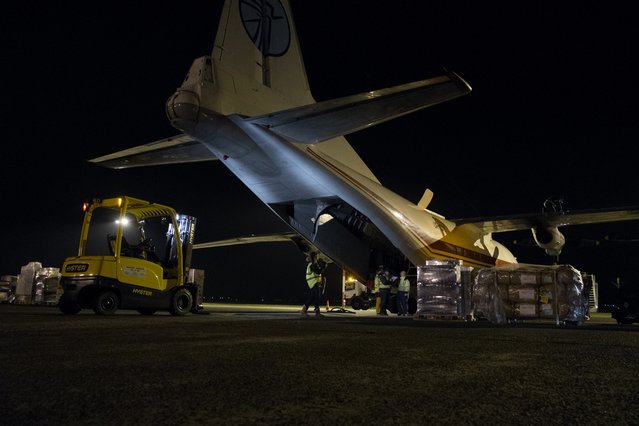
[90,134,216,169]
[247,71,471,144]
[453,205,639,234]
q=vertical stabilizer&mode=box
[212,0,381,183]
[213,0,315,112]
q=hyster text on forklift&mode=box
[59,196,203,316]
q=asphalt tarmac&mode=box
[1,304,637,425]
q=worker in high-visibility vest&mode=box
[377,268,392,316]
[397,270,410,316]
[301,252,326,317]
[373,265,383,314]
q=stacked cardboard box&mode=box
[471,264,588,324]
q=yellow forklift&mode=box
[59,196,201,316]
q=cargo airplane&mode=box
[91,0,639,283]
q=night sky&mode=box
[3,1,638,305]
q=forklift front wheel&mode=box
[93,291,119,316]
[170,288,193,316]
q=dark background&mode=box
[2,1,638,305]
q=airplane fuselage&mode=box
[167,55,516,281]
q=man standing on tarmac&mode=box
[301,252,326,317]
[397,270,410,316]
[377,268,392,316]
[374,265,383,314]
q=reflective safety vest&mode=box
[373,275,380,293]
[377,274,391,290]
[306,263,322,289]
[398,277,410,292]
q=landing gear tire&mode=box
[59,297,81,315]
[170,288,193,316]
[93,291,119,315]
[137,308,157,315]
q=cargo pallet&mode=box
[413,313,467,321]
[9,300,59,306]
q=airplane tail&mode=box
[91,0,470,188]
[212,0,382,183]
[212,0,315,113]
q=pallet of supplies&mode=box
[471,263,588,325]
[415,260,472,319]
[15,261,42,304]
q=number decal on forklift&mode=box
[123,266,146,277]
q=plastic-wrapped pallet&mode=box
[0,276,17,303]
[15,261,42,304]
[34,267,61,304]
[0,280,9,302]
[44,275,62,304]
[470,269,506,324]
[471,263,588,325]
[416,260,471,318]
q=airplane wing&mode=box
[453,205,639,234]
[193,232,301,249]
[248,71,471,144]
[193,232,334,263]
[89,134,217,169]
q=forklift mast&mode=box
[172,214,197,279]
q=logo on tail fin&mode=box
[240,0,290,57]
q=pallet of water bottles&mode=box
[414,259,473,321]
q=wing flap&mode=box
[454,206,639,234]
[89,134,216,169]
[247,71,471,144]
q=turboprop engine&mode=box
[531,226,565,257]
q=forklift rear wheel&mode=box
[93,291,119,315]
[170,288,193,316]
[137,308,157,315]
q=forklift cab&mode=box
[74,196,196,291]
[60,196,199,316]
